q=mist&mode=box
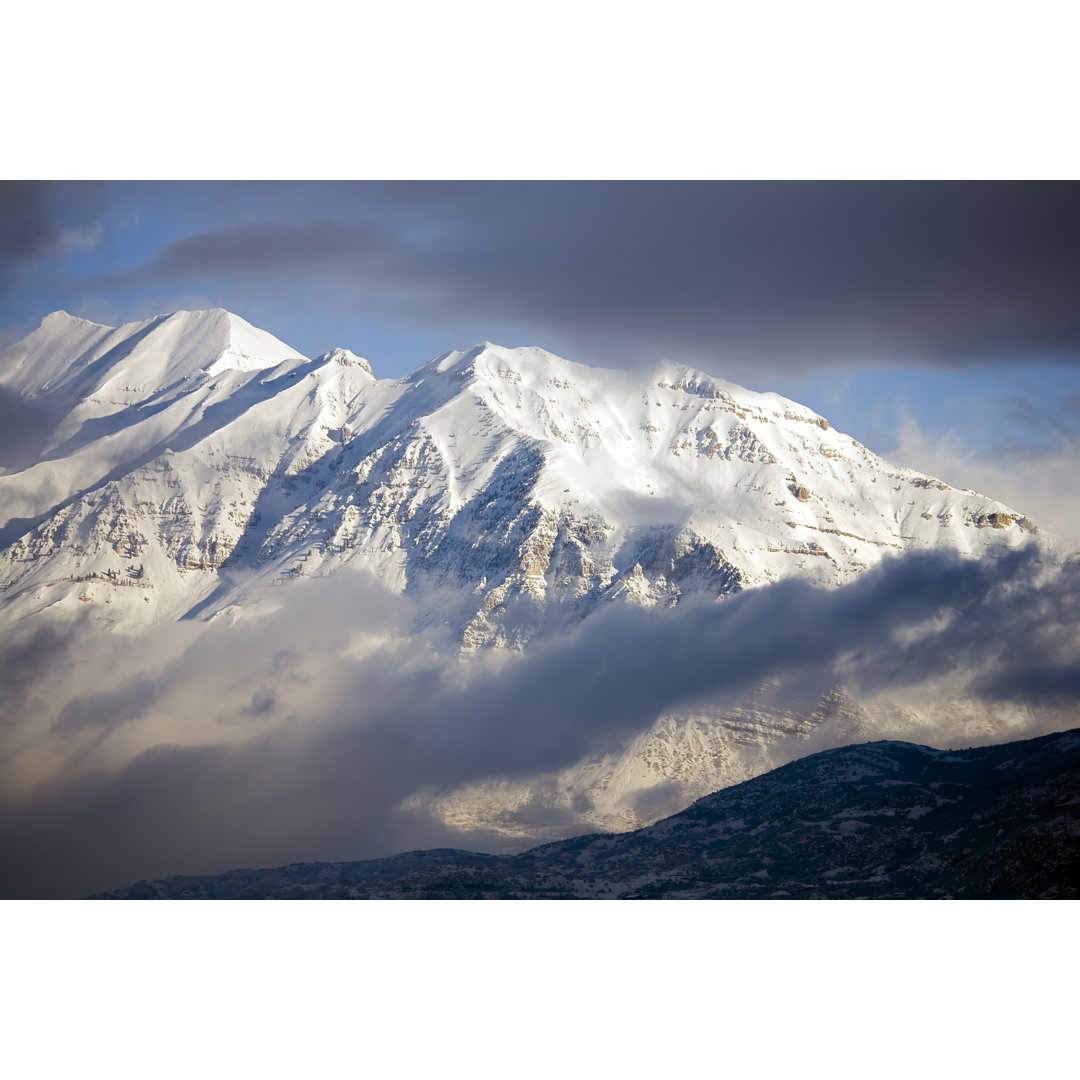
[1,545,1077,897]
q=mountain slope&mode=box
[0,312,1040,639]
[89,727,1080,899]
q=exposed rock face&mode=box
[969,510,1037,532]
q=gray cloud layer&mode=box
[141,183,1080,368]
[10,181,1080,373]
[1,544,1077,898]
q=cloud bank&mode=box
[133,182,1080,370]
[1,545,1077,898]
[9,181,1080,375]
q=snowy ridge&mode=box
[0,309,303,403]
[0,313,1040,635]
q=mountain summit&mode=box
[3,309,303,403]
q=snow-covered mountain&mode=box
[0,308,1038,637]
[0,309,1053,850]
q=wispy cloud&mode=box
[887,406,1080,548]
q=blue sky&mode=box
[3,180,1079,541]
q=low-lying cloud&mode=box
[1,545,1078,897]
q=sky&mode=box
[3,179,1080,542]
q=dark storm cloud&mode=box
[0,181,104,278]
[0,182,65,265]
[2,545,1078,897]
[108,181,1080,370]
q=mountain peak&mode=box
[428,341,569,383]
[40,309,108,329]
[1,307,307,404]
[317,347,374,378]
[151,308,305,376]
